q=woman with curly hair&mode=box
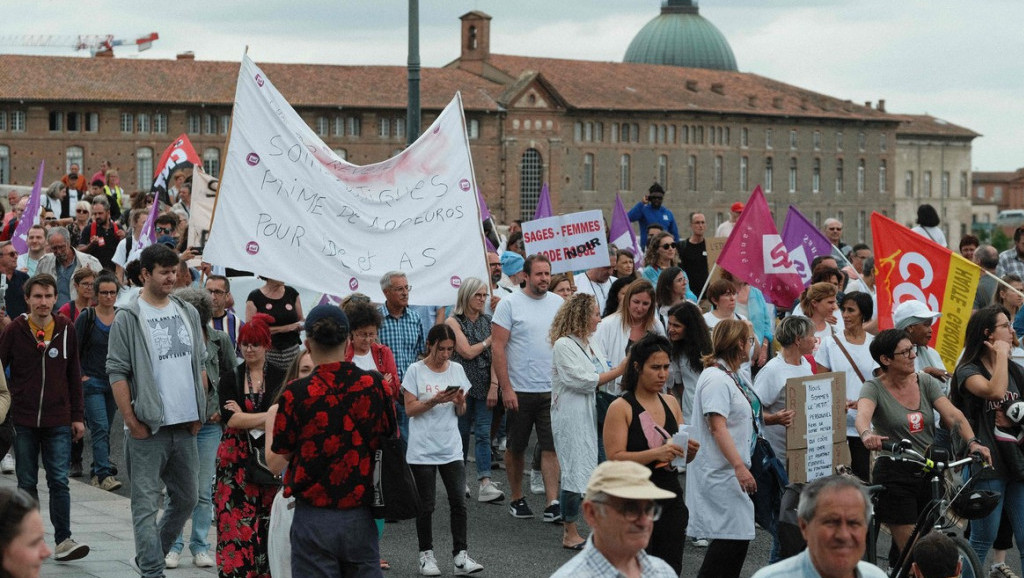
[549,293,626,549]
[214,314,286,577]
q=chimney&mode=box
[176,51,195,61]
[877,99,886,112]
[864,101,872,109]
[710,83,724,95]
[458,11,492,75]
[685,80,698,92]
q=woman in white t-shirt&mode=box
[797,281,841,357]
[402,324,483,576]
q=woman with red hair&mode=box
[214,313,286,577]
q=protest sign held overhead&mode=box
[522,210,608,274]
[204,55,488,304]
[151,134,200,204]
[872,211,979,371]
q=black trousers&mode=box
[697,538,750,578]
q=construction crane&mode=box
[0,32,159,57]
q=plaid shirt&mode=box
[997,248,1024,278]
[378,304,424,381]
[550,537,677,578]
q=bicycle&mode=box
[865,439,1001,578]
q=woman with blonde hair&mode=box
[593,278,665,394]
[549,293,626,549]
[548,273,574,300]
[798,281,842,356]
[67,200,92,247]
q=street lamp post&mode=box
[407,0,421,146]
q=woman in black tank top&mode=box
[603,334,699,575]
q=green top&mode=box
[860,373,946,454]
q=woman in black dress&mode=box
[246,278,304,371]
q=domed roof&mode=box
[624,0,738,72]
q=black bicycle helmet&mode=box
[950,489,1001,520]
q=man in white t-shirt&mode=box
[573,247,616,314]
[107,244,207,577]
[112,209,147,285]
[492,254,564,522]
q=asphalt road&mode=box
[74,417,1019,578]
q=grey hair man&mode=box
[823,217,851,259]
[973,244,999,311]
[35,226,102,310]
[573,245,616,312]
[377,270,423,440]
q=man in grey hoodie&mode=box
[107,243,207,578]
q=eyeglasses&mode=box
[207,289,228,296]
[76,209,89,214]
[592,499,662,522]
[995,322,1011,330]
[97,290,118,296]
[891,348,915,359]
[1,251,16,257]
[659,243,675,250]
[241,343,264,350]
[473,292,488,298]
[353,331,377,340]
[390,285,412,292]
[828,227,843,232]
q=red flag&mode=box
[151,134,201,200]
[871,212,978,370]
[716,186,803,306]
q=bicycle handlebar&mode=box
[877,438,983,473]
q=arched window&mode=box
[879,161,887,193]
[519,148,543,220]
[0,145,9,184]
[203,148,220,177]
[136,147,153,190]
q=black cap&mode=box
[305,304,349,332]
[649,183,665,195]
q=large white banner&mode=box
[205,56,488,304]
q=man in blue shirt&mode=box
[628,183,679,250]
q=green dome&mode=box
[624,1,738,71]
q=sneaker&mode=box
[498,437,507,452]
[69,460,84,478]
[164,551,180,569]
[1,452,14,474]
[508,497,534,519]
[193,551,215,568]
[97,476,122,492]
[478,481,504,503]
[453,550,483,575]
[465,483,471,499]
[530,470,545,495]
[54,538,90,562]
[543,500,562,523]
[991,563,1021,578]
[418,550,441,576]
[691,536,710,548]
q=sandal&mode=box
[380,558,391,570]
[562,541,586,551]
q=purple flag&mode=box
[12,162,45,255]
[609,193,642,262]
[781,205,833,286]
[533,183,552,220]
[477,190,491,222]
[126,192,162,263]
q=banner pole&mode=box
[984,269,1024,299]
[696,263,717,304]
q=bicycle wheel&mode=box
[949,535,984,578]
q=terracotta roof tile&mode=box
[893,114,980,139]
[0,54,505,111]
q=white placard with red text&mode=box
[521,210,608,274]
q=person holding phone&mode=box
[402,324,483,576]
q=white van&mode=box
[997,210,1024,228]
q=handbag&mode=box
[371,382,422,520]
[245,433,282,486]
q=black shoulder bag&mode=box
[371,373,422,520]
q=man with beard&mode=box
[628,183,678,250]
[486,251,503,314]
[78,197,124,271]
[679,212,709,296]
[0,241,28,329]
[492,254,564,521]
[37,227,102,311]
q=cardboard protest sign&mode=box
[204,56,488,304]
[521,210,608,274]
[785,372,850,483]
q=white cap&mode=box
[892,300,941,330]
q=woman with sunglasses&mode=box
[67,201,92,247]
[641,231,679,287]
[0,487,51,578]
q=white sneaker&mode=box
[691,536,709,548]
[1,452,14,474]
[54,538,90,561]
[530,469,544,495]
[419,550,441,576]
[164,551,180,569]
[193,551,215,568]
[478,481,504,502]
[498,437,507,452]
[991,563,1021,578]
[465,483,471,499]
[453,550,483,575]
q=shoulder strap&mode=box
[717,362,761,435]
[831,334,866,383]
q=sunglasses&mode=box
[659,243,675,250]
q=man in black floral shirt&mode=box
[272,304,392,577]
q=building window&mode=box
[681,125,688,144]
[631,123,640,143]
[188,114,201,134]
[658,155,668,188]
[812,159,821,193]
[960,172,968,197]
[740,127,748,148]
[995,186,1004,202]
[49,111,63,132]
[667,125,675,144]
[204,114,218,135]
[858,211,866,242]
[709,127,716,146]
[574,122,582,142]
[905,171,914,197]
[153,113,167,134]
[815,211,822,228]
[66,112,81,132]
[583,153,595,191]
[977,186,985,199]
[717,127,725,146]
[835,131,843,151]
[648,124,656,144]
[789,130,797,150]
[835,159,844,194]
[764,157,773,193]
[137,113,150,134]
[714,155,723,191]
[688,155,697,191]
[468,119,480,140]
[723,127,730,146]
[696,126,703,145]
[813,131,821,150]
[879,160,887,193]
[595,122,604,142]
[395,118,405,139]
[11,111,25,133]
[789,158,797,193]
[765,129,773,149]
[611,123,619,143]
[334,117,345,137]
[84,113,99,133]
[221,115,230,135]
[120,113,134,133]
[739,156,748,192]
[857,159,865,194]
[620,154,631,190]
[657,124,666,145]
[519,148,543,220]
[379,117,390,138]
[316,116,329,137]
[348,116,361,137]
[202,148,220,177]
[136,147,153,189]
[923,171,932,197]
[0,146,7,183]
[65,146,83,174]
[0,112,6,131]
[880,134,887,151]
[858,131,866,151]
[941,171,950,197]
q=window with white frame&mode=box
[0,146,8,183]
[11,111,25,132]
[879,161,887,193]
[658,155,668,188]
[66,112,81,132]
[857,159,865,194]
[203,148,220,177]
[348,116,361,137]
[188,114,201,134]
[136,113,150,134]
[316,116,329,137]
[739,156,748,192]
[154,113,168,134]
[136,147,153,189]
[85,113,99,133]
[764,157,773,192]
[714,155,723,191]
[468,119,480,140]
[379,117,390,138]
[835,159,844,194]
[120,113,134,133]
[812,159,821,193]
[66,146,84,174]
[789,158,797,193]
[583,153,595,191]
[0,111,6,131]
[333,148,347,161]
[49,111,63,132]
[620,154,631,190]
[204,114,218,135]
[688,155,697,191]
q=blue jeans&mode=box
[968,476,1024,569]
[83,377,118,478]
[169,422,222,555]
[395,401,409,443]
[458,396,493,480]
[291,502,381,578]
[14,424,73,543]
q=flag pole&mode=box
[984,269,1024,299]
[696,263,717,304]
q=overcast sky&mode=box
[5,0,1021,171]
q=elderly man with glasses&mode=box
[36,227,102,311]
[552,460,678,577]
